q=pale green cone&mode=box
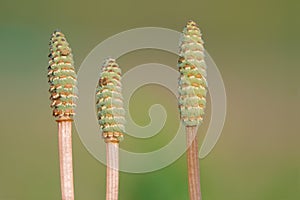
[178,20,208,126]
[96,58,125,143]
[48,30,78,118]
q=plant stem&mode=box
[106,142,119,200]
[186,126,202,200]
[57,117,75,200]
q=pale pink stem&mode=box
[57,119,75,200]
[106,142,119,200]
[186,126,202,200]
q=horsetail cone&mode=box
[178,20,208,127]
[48,30,77,118]
[96,58,125,143]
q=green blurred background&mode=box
[0,0,299,199]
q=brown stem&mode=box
[57,118,75,200]
[186,126,202,200]
[106,142,119,200]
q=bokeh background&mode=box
[0,0,299,199]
